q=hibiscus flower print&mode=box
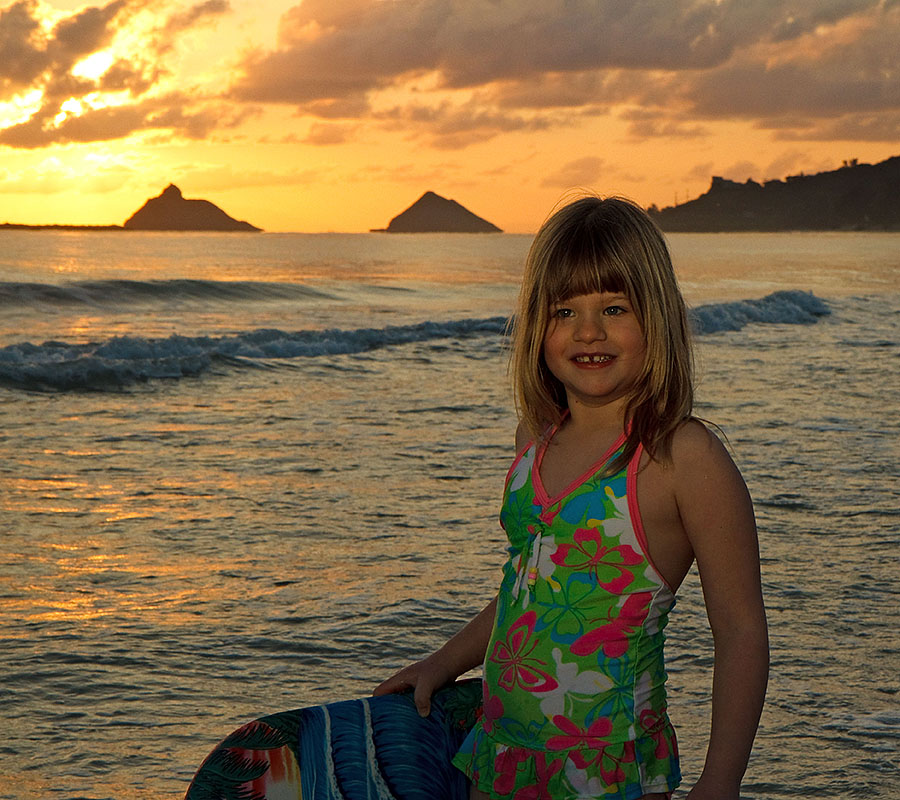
[481,682,505,735]
[501,491,540,551]
[506,445,534,493]
[569,739,637,785]
[492,748,563,799]
[549,720,637,789]
[546,715,613,752]
[551,528,643,593]
[639,708,678,759]
[570,592,653,659]
[538,648,614,721]
[489,611,558,694]
[532,572,595,642]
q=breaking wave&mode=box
[690,289,830,334]
[0,290,829,392]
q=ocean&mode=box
[1,230,897,799]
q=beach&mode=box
[1,230,898,799]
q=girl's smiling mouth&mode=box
[573,353,613,364]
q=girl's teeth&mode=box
[575,355,611,363]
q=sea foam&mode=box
[690,289,830,334]
[0,290,829,392]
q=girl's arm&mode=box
[672,422,769,800]
[373,596,497,716]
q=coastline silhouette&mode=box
[1,157,897,232]
[650,155,899,232]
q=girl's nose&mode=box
[574,313,606,341]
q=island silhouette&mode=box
[124,184,261,231]
[372,191,502,233]
[0,184,261,232]
[0,158,896,232]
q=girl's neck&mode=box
[563,396,628,437]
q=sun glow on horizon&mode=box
[0,0,896,231]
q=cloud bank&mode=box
[0,0,237,147]
[230,0,898,147]
[0,0,897,150]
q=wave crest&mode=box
[0,278,334,307]
[0,291,829,392]
[691,290,830,334]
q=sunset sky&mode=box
[0,0,897,232]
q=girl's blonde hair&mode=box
[511,195,693,473]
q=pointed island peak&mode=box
[373,191,501,233]
[124,184,261,232]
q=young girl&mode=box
[374,196,768,800]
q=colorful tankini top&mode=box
[452,431,681,799]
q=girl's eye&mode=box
[604,305,627,316]
[552,307,574,318]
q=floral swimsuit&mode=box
[452,430,681,799]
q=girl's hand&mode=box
[373,596,497,717]
[372,655,455,717]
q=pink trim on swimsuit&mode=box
[532,425,627,508]
[627,444,676,592]
[508,416,676,591]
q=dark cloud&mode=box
[772,111,900,142]
[49,0,128,61]
[540,156,605,189]
[0,0,240,149]
[488,72,619,111]
[0,0,52,89]
[99,59,160,95]
[621,109,708,139]
[228,0,896,145]
[685,41,899,119]
[372,99,562,149]
[1,0,896,151]
[232,0,739,104]
[303,121,354,145]
[163,0,231,35]
[0,0,128,98]
[0,93,249,149]
[155,0,231,54]
[232,0,883,102]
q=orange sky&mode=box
[0,0,897,232]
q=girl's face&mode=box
[542,291,646,413]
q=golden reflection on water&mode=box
[14,540,228,625]
[58,314,108,342]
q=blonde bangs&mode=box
[540,228,630,305]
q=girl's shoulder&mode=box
[644,418,738,485]
[668,417,725,459]
[665,417,750,502]
[514,420,531,452]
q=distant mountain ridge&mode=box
[124,184,261,231]
[650,155,899,232]
[373,191,501,233]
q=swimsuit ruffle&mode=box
[452,721,680,800]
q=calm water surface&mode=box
[0,232,898,799]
